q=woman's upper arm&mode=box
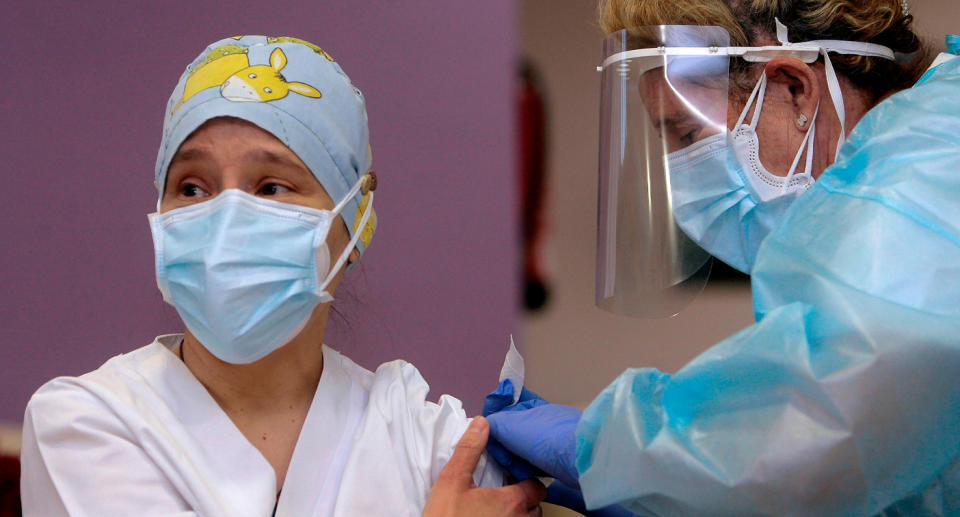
[369,362,505,490]
[21,380,195,517]
[434,411,505,489]
[392,363,505,489]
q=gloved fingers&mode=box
[483,379,517,416]
[486,436,543,481]
[484,380,551,420]
[487,405,582,487]
[489,395,550,418]
[517,386,546,404]
[512,397,550,411]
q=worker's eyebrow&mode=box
[652,113,691,131]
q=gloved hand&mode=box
[482,379,548,482]
[484,380,642,517]
[482,378,549,417]
[483,379,581,488]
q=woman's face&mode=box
[160,117,353,261]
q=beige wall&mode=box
[912,0,960,51]
[0,424,19,456]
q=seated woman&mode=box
[19,36,542,517]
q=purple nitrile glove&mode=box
[483,380,640,516]
[483,378,548,416]
[484,381,581,488]
[482,379,548,482]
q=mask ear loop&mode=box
[317,174,376,294]
[782,102,819,194]
[775,17,868,162]
[820,48,846,161]
[736,72,768,130]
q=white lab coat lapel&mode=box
[134,337,277,517]
[275,345,367,517]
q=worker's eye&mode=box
[678,125,704,148]
[257,182,291,196]
[181,183,209,198]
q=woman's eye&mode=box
[679,130,697,147]
[181,183,209,197]
[258,183,290,196]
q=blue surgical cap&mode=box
[154,35,376,254]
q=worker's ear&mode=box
[347,247,361,265]
[764,57,821,132]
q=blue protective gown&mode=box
[576,44,960,516]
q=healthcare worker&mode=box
[483,0,960,515]
[19,36,546,517]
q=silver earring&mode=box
[797,114,809,129]
[901,0,910,17]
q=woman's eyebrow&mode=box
[169,147,209,167]
[244,149,313,177]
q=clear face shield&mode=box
[596,26,731,318]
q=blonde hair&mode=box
[598,0,930,102]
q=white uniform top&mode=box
[20,335,503,517]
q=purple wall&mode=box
[0,2,518,422]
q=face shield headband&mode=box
[600,19,895,158]
[595,21,895,318]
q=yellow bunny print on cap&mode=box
[174,46,322,113]
[221,48,321,102]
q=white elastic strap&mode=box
[783,102,819,193]
[748,74,767,128]
[319,189,374,290]
[737,73,768,129]
[775,19,792,46]
[805,39,895,59]
[332,177,366,215]
[775,18,895,60]
[821,49,847,161]
[776,17,867,160]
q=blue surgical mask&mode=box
[668,73,817,273]
[148,178,373,364]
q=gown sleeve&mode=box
[20,378,196,517]
[575,58,960,516]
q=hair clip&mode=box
[361,171,378,195]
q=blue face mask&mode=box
[148,180,372,364]
[668,74,817,273]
